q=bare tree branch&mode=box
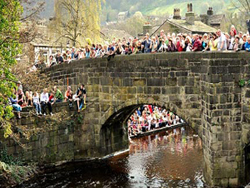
[20,2,45,21]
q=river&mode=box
[19,126,204,188]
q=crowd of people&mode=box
[46,26,250,67]
[127,105,184,137]
[8,82,87,119]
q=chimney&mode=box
[173,8,181,19]
[207,7,213,16]
[187,3,193,12]
[186,3,195,25]
[143,23,152,35]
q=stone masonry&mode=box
[45,52,250,187]
[0,52,249,187]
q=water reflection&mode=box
[109,126,204,188]
[19,126,204,188]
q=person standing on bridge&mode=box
[144,33,152,53]
[245,36,250,52]
[71,47,75,59]
[192,34,202,52]
[217,30,227,51]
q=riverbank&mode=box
[0,162,38,188]
[130,122,187,139]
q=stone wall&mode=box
[0,101,106,164]
[1,52,250,187]
[44,52,250,187]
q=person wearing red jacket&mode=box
[192,34,202,51]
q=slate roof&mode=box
[101,28,133,41]
[151,18,217,36]
[169,19,217,33]
[209,14,225,25]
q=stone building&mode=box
[150,3,216,36]
[200,7,226,29]
[118,11,129,22]
[29,42,67,64]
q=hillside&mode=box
[39,0,233,21]
[101,0,232,22]
[142,0,228,16]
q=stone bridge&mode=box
[1,52,250,187]
[45,52,250,187]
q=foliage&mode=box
[51,0,104,47]
[222,0,250,32]
[231,0,250,16]
[77,114,84,124]
[0,0,23,138]
[223,10,247,33]
[0,147,36,186]
[108,12,146,37]
[239,79,246,87]
[0,147,22,166]
[0,160,36,186]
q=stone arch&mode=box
[99,97,195,156]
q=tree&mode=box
[19,0,45,44]
[231,0,250,31]
[52,0,103,47]
[0,0,23,138]
[231,0,250,16]
[106,12,110,22]
[108,11,146,37]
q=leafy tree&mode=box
[228,0,249,32]
[19,0,45,43]
[0,0,23,138]
[52,0,104,46]
[108,11,146,37]
[231,0,250,16]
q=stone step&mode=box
[12,99,99,122]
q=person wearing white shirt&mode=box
[163,115,168,124]
[217,30,227,51]
[40,88,53,116]
[33,92,42,115]
[147,115,153,130]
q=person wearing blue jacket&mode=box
[245,37,250,52]
[9,97,22,119]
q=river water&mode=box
[19,126,204,188]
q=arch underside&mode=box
[100,101,198,156]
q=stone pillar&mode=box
[201,58,244,187]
